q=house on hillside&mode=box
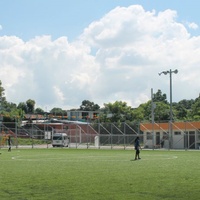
[141,121,200,149]
[21,111,100,126]
[67,110,100,121]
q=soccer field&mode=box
[0,148,199,200]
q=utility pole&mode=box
[159,69,178,149]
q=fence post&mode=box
[111,123,113,149]
[86,123,89,149]
[98,122,100,149]
[31,123,34,149]
[124,122,126,150]
[15,121,18,149]
[75,125,77,149]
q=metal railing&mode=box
[0,121,199,150]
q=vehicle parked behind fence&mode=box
[52,133,69,147]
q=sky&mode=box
[0,0,200,111]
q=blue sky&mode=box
[0,1,200,110]
[1,0,200,41]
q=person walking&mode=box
[8,135,12,152]
[134,136,141,160]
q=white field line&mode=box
[10,154,178,162]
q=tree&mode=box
[1,77,200,123]
[153,89,168,103]
[177,99,194,109]
[35,108,45,114]
[138,101,151,121]
[102,101,133,122]
[132,100,171,122]
[1,101,17,112]
[0,80,5,100]
[172,102,188,120]
[80,100,100,111]
[26,99,35,113]
[154,102,170,121]
[131,107,145,121]
[17,102,28,113]
[190,96,200,120]
[50,108,64,116]
[0,81,6,113]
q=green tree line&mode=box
[0,80,200,123]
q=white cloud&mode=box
[0,5,200,111]
[188,22,199,30]
[53,85,65,102]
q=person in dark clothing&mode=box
[8,135,11,152]
[134,136,141,160]
[160,138,165,148]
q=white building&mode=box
[141,121,200,149]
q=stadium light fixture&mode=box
[158,69,178,149]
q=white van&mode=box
[52,133,69,147]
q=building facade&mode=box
[141,121,200,149]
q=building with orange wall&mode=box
[140,121,200,149]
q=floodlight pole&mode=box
[159,69,178,149]
[151,88,155,150]
[169,70,173,125]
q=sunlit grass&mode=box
[0,148,199,200]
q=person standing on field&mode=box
[134,136,141,160]
[8,135,12,152]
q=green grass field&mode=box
[0,148,200,200]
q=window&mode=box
[146,132,152,140]
[53,136,62,140]
[174,131,181,135]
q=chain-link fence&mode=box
[0,121,200,150]
[0,122,142,149]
